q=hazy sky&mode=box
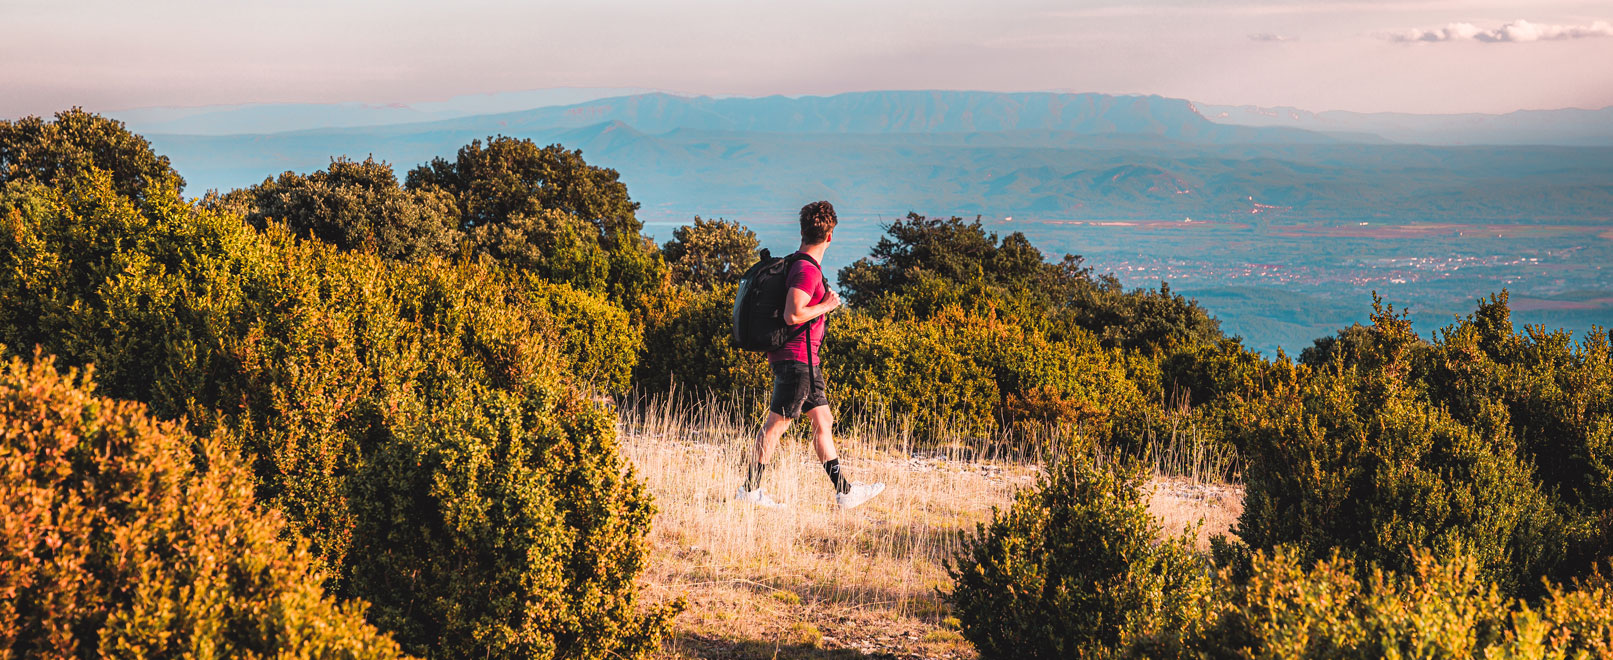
[4,0,1611,116]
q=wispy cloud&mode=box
[1248,32,1295,42]
[1385,19,1613,43]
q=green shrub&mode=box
[525,278,641,394]
[214,156,461,261]
[0,350,406,659]
[1192,548,1613,658]
[1422,292,1613,536]
[465,207,613,294]
[1159,337,1280,408]
[1230,301,1570,596]
[345,372,676,659]
[0,170,678,659]
[826,309,1000,435]
[946,454,1213,659]
[1052,279,1222,354]
[827,307,1143,440]
[635,284,768,395]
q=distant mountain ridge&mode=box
[105,87,655,136]
[1199,102,1613,146]
[338,90,1349,146]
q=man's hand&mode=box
[823,289,842,314]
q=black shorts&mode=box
[768,360,828,419]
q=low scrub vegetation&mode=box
[0,350,406,659]
[946,454,1213,659]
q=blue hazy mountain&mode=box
[1199,103,1613,146]
[107,87,653,136]
[367,90,1354,144]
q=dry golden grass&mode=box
[620,392,1243,659]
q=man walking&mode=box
[735,201,885,509]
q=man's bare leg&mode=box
[739,411,792,502]
[752,411,793,466]
[804,405,837,462]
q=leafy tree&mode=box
[839,213,1221,352]
[0,349,406,659]
[1053,279,1222,353]
[216,156,460,261]
[0,108,183,201]
[406,136,639,239]
[406,136,667,315]
[838,213,1057,307]
[661,216,759,289]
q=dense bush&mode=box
[636,284,768,394]
[526,278,641,394]
[825,309,1002,434]
[635,285,1143,441]
[1421,293,1613,542]
[0,167,677,658]
[839,213,1222,353]
[0,108,184,200]
[661,216,759,289]
[946,454,1213,659]
[1228,300,1575,596]
[0,350,405,659]
[1191,548,1613,658]
[465,206,613,292]
[214,156,461,261]
[830,307,1142,438]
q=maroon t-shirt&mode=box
[766,254,827,364]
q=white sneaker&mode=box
[835,482,885,510]
[735,486,786,509]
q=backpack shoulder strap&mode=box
[789,251,819,269]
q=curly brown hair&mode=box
[799,201,838,244]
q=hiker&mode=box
[735,201,885,509]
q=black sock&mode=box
[744,461,767,491]
[824,458,851,494]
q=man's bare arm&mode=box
[783,287,841,326]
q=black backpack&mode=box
[731,249,822,352]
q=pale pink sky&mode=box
[3,0,1611,116]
